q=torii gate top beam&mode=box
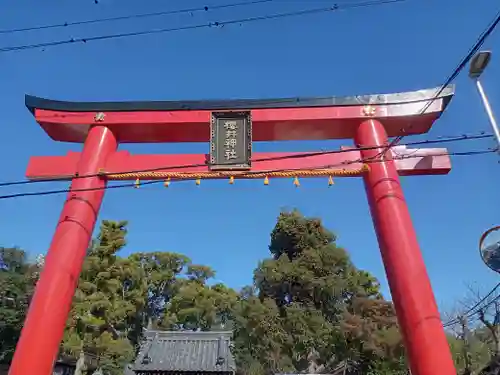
[25,86,454,143]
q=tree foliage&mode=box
[0,247,40,363]
[446,286,500,375]
[61,220,137,375]
[4,211,499,375]
[232,210,406,375]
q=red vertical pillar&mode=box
[356,119,455,375]
[9,125,117,375]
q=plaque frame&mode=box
[209,111,252,171]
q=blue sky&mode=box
[0,0,499,314]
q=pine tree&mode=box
[232,210,406,375]
[62,220,137,375]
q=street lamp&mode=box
[469,51,500,149]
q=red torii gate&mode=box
[10,87,456,375]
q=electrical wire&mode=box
[0,0,273,35]
[443,282,500,328]
[0,0,406,53]
[0,145,495,201]
[368,8,500,162]
[0,131,492,188]
[2,3,496,184]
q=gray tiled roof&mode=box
[133,330,236,373]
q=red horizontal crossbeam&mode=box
[26,146,451,180]
[35,108,441,144]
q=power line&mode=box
[0,0,406,53]
[3,4,496,185]
[443,282,500,328]
[0,0,273,35]
[0,145,495,201]
[370,8,500,162]
[0,131,492,188]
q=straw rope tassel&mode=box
[134,178,140,188]
[195,178,201,186]
[264,176,269,185]
[164,178,170,188]
[293,177,300,187]
[328,176,334,186]
[229,176,235,185]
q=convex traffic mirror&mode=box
[479,226,500,273]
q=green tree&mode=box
[0,247,40,363]
[445,290,500,375]
[232,210,406,375]
[62,220,228,373]
[127,251,190,332]
[161,267,238,331]
[448,333,490,375]
[62,220,138,375]
[187,264,216,283]
[232,294,294,374]
[0,213,410,375]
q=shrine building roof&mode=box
[131,330,236,374]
